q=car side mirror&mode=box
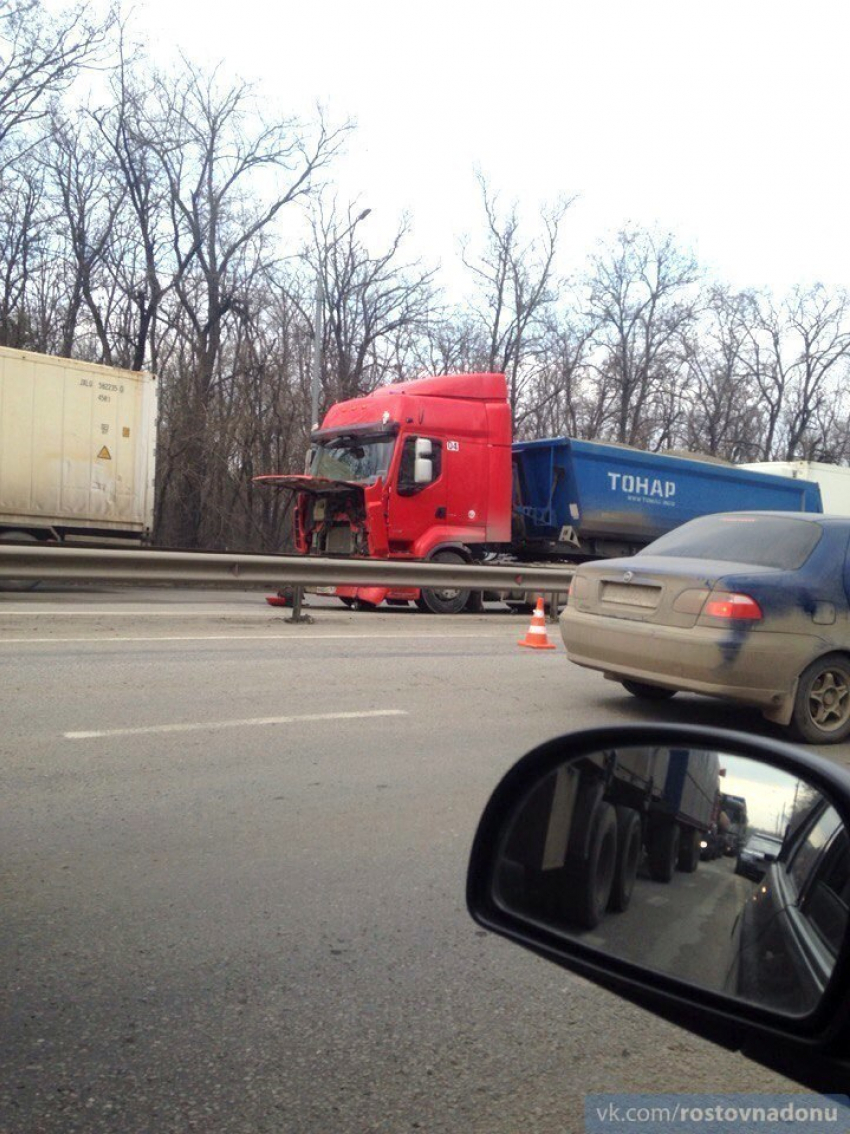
[467,725,850,1093]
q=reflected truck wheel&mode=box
[608,806,642,913]
[566,801,618,930]
[648,818,680,883]
[677,826,700,873]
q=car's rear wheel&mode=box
[621,680,677,702]
[790,653,850,744]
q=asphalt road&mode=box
[577,856,753,995]
[3,587,846,1133]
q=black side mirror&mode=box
[467,725,850,1093]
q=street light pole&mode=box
[309,274,324,434]
[307,207,372,440]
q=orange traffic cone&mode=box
[518,597,557,650]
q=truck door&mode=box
[387,435,447,546]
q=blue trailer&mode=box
[512,438,823,559]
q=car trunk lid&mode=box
[571,556,780,629]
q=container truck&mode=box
[255,372,823,613]
[740,460,850,516]
[0,346,157,549]
[499,745,722,930]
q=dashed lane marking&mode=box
[65,708,409,740]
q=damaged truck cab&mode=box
[255,373,513,612]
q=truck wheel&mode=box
[608,806,642,913]
[351,599,377,612]
[0,531,40,592]
[621,680,676,702]
[648,819,680,883]
[564,801,618,930]
[418,550,470,615]
[677,827,700,873]
[790,653,850,744]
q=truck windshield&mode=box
[310,434,395,485]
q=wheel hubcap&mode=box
[809,669,850,731]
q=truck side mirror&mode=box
[414,456,433,485]
[414,438,434,485]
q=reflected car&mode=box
[560,512,850,744]
[734,831,784,881]
[730,798,850,1015]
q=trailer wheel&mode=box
[648,818,680,883]
[0,531,40,592]
[677,827,700,873]
[418,550,470,615]
[621,680,677,702]
[564,801,618,930]
[608,806,642,913]
[351,598,377,612]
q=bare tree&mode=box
[145,62,346,545]
[462,175,570,417]
[781,285,850,459]
[0,153,44,345]
[0,0,113,162]
[91,40,171,372]
[681,287,761,460]
[307,201,436,413]
[587,229,700,447]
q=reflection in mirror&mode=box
[494,747,849,1017]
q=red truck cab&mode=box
[255,372,512,609]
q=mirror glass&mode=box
[414,456,433,484]
[493,746,849,1017]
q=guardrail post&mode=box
[286,585,314,625]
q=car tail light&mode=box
[704,592,763,620]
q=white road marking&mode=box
[65,708,408,740]
[0,632,510,644]
[0,609,278,616]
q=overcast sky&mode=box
[133,0,850,295]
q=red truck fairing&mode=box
[255,373,513,608]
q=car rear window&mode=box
[640,515,823,570]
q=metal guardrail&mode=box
[0,544,574,594]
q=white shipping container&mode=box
[740,460,850,517]
[0,347,157,538]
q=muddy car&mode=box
[560,512,850,744]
